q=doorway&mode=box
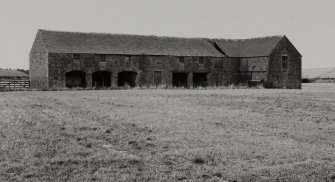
[65,70,86,88]
[118,71,137,87]
[92,71,111,88]
[193,73,208,88]
[172,72,188,88]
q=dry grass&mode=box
[0,83,335,181]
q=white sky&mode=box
[0,0,334,69]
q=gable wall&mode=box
[268,37,302,88]
[29,32,49,88]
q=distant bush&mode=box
[302,78,315,83]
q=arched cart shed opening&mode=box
[65,71,86,88]
[118,71,137,88]
[92,71,111,88]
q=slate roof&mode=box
[37,30,296,58]
[38,30,224,57]
[214,35,284,57]
[0,69,29,77]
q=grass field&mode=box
[1,83,335,182]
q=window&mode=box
[99,55,106,62]
[281,55,288,70]
[179,57,185,64]
[199,57,205,64]
[73,54,80,60]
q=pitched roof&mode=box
[38,30,224,57]
[0,69,29,77]
[214,35,284,57]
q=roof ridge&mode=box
[38,29,284,41]
[38,29,213,41]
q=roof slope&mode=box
[0,69,29,77]
[38,30,224,57]
[215,35,284,57]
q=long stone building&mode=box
[29,30,302,89]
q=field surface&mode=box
[1,83,335,182]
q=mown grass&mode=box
[0,83,335,181]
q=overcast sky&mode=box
[0,0,334,69]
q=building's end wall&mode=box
[29,31,49,88]
[268,37,302,89]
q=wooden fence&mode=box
[0,80,30,91]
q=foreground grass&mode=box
[0,83,335,181]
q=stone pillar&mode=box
[86,72,92,88]
[187,72,193,89]
[111,72,118,88]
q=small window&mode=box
[99,55,106,62]
[199,57,205,64]
[179,57,185,64]
[73,54,80,60]
[281,55,288,70]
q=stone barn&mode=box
[29,30,302,89]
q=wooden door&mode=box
[154,71,162,87]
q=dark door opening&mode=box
[193,73,208,88]
[239,72,252,83]
[65,71,86,88]
[172,72,188,88]
[92,71,111,88]
[153,71,162,87]
[118,71,137,87]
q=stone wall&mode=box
[268,37,302,89]
[47,53,239,88]
[239,57,269,82]
[29,31,48,88]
